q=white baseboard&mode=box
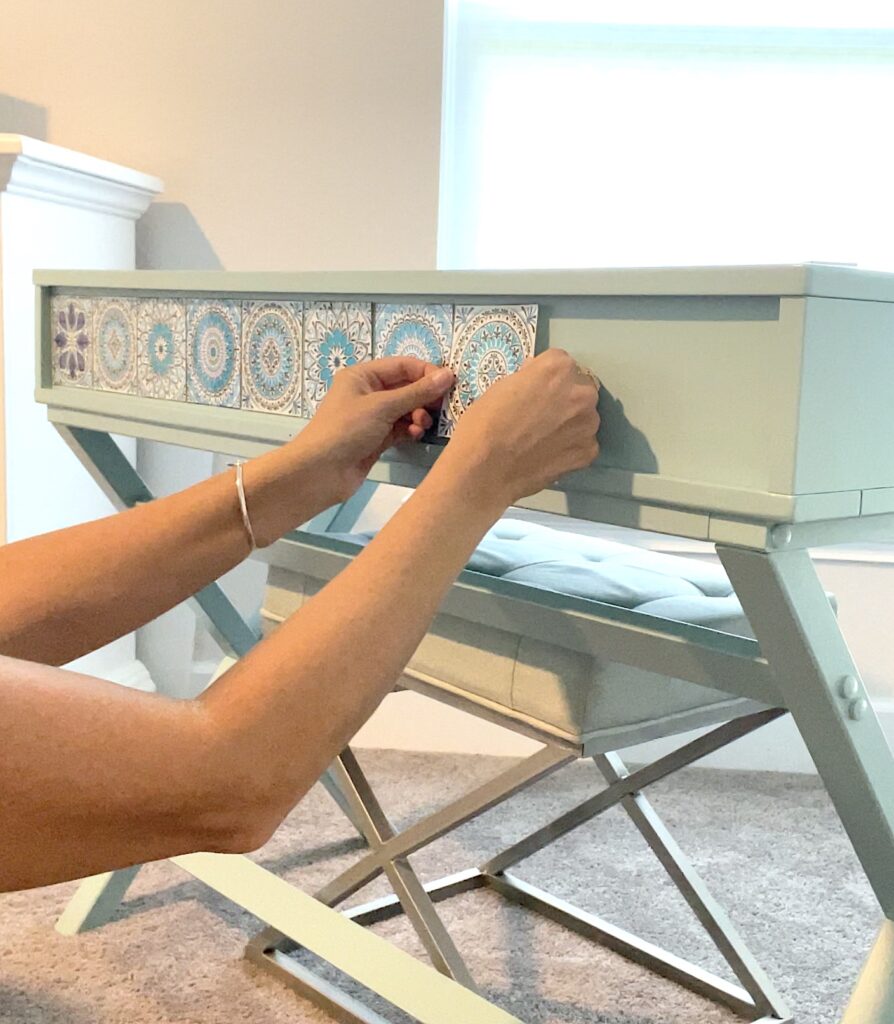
[353,689,894,773]
[66,648,157,693]
[99,658,157,693]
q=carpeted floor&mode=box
[0,750,879,1023]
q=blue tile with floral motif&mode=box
[373,304,453,365]
[241,300,304,415]
[94,297,139,393]
[187,299,241,408]
[438,305,538,437]
[138,297,187,401]
[303,302,371,413]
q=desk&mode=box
[34,266,894,1023]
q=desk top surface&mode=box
[32,262,894,303]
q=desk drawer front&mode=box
[33,270,894,530]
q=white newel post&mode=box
[0,133,163,690]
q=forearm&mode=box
[0,440,338,666]
[0,455,503,892]
[198,451,506,825]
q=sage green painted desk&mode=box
[33,266,894,1023]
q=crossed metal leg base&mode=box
[246,710,793,1024]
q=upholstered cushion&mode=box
[337,519,748,617]
[261,521,781,750]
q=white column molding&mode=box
[0,133,163,690]
[0,134,163,218]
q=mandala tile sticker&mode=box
[93,297,139,393]
[241,301,303,415]
[438,305,538,438]
[52,295,93,387]
[303,302,372,414]
[187,299,241,408]
[137,297,187,401]
[373,304,453,365]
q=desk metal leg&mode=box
[56,426,260,659]
[55,866,141,936]
[718,545,894,1021]
[173,851,521,1024]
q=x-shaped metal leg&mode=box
[593,750,789,1020]
[329,749,475,987]
[250,708,790,1022]
[249,744,575,965]
[315,744,575,909]
[475,711,791,1022]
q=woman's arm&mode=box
[0,351,599,891]
[0,460,502,891]
[0,359,453,666]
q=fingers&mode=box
[391,419,426,445]
[377,366,455,419]
[411,407,433,431]
[537,348,598,376]
[387,407,433,448]
[391,420,413,445]
[363,356,446,389]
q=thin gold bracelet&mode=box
[232,462,256,552]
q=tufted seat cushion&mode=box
[261,520,788,750]
[459,519,753,633]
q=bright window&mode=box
[438,1,894,270]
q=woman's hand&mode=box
[438,349,600,509]
[294,357,455,503]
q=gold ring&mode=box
[575,362,600,388]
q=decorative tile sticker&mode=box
[303,302,372,413]
[438,305,538,438]
[93,297,138,393]
[52,295,93,387]
[187,299,241,408]
[137,297,187,401]
[241,301,303,415]
[373,304,453,365]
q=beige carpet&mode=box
[0,750,880,1023]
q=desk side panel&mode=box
[551,296,805,496]
[796,297,894,496]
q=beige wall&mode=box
[0,0,447,705]
[0,0,444,271]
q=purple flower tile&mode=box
[51,295,93,387]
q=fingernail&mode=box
[432,368,454,389]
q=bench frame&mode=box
[245,713,792,1024]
